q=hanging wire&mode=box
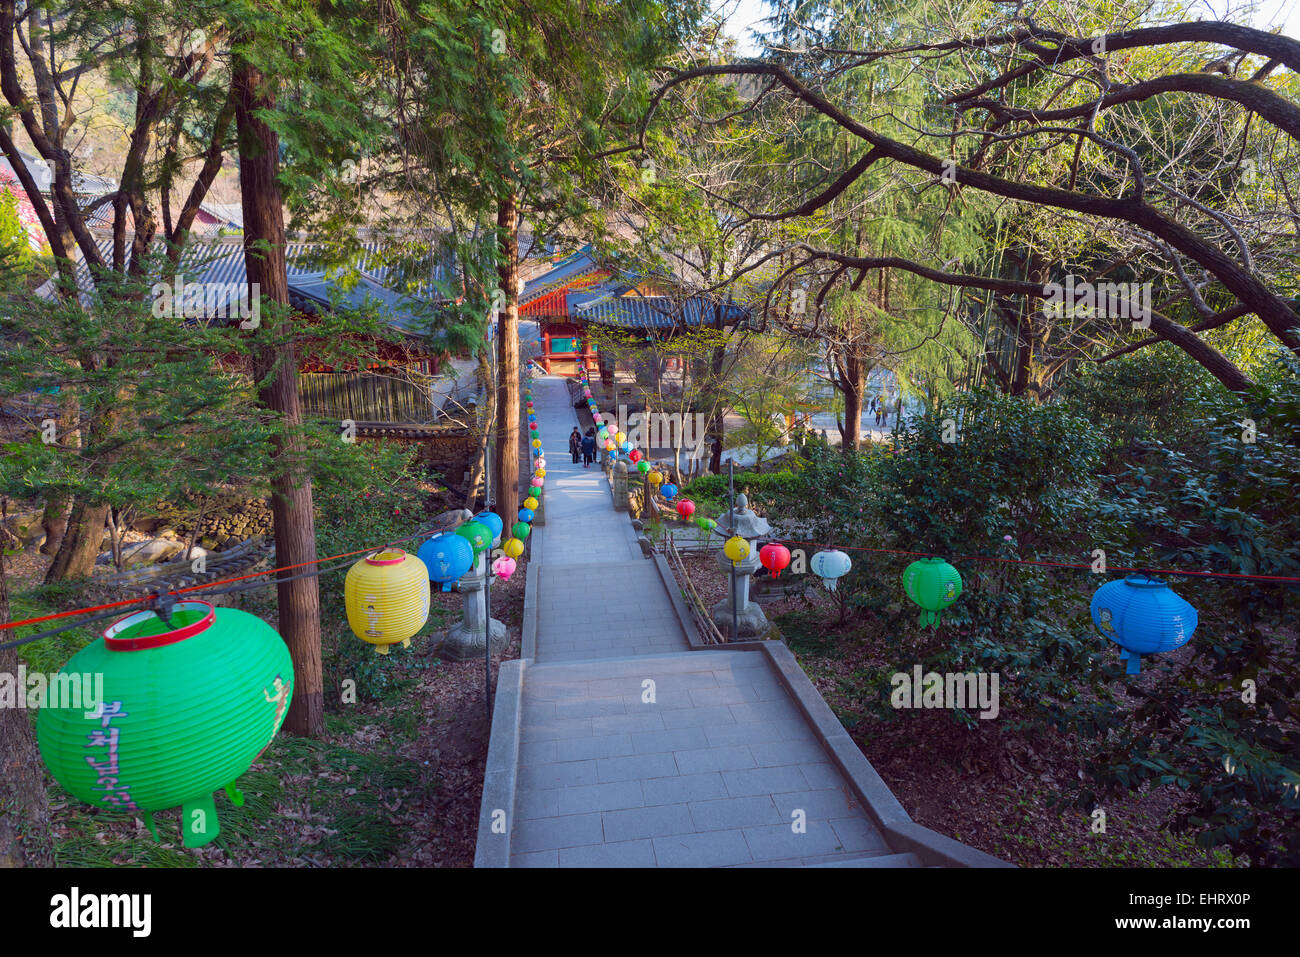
[0,516,459,650]
[577,370,1300,586]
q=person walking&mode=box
[581,428,597,468]
[568,427,582,464]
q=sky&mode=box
[713,0,1300,58]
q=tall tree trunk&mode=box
[235,57,323,738]
[0,546,55,867]
[841,347,865,452]
[38,496,68,557]
[43,500,108,582]
[494,193,520,515]
[707,341,727,474]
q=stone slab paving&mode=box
[508,375,914,867]
[509,651,899,867]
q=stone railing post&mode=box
[612,460,628,510]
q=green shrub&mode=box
[680,469,803,510]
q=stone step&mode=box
[729,850,921,868]
[805,852,922,868]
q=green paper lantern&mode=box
[636,460,650,474]
[902,558,963,628]
[36,601,293,848]
[529,485,542,498]
[695,516,715,530]
[530,430,540,439]
[455,520,492,556]
[512,521,531,540]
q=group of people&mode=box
[869,393,892,428]
[569,426,597,467]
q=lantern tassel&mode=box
[143,811,160,843]
[225,782,245,807]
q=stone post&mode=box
[440,551,507,660]
[709,493,772,640]
[612,460,628,511]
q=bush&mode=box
[680,470,803,512]
[1073,352,1300,865]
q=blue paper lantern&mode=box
[810,550,853,591]
[1090,575,1198,674]
[475,511,504,545]
[621,440,632,452]
[417,533,475,592]
[660,483,678,499]
[518,507,535,523]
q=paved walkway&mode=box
[505,375,921,867]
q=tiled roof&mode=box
[37,238,460,339]
[519,247,607,308]
[569,287,747,330]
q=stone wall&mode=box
[139,498,273,551]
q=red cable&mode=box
[0,521,447,632]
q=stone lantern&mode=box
[710,493,772,639]
[440,514,507,660]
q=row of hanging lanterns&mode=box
[501,379,544,578]
[35,371,1207,852]
[343,375,550,654]
[579,371,1196,672]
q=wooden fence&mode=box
[299,370,435,424]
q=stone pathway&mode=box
[502,375,926,867]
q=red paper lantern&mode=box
[759,542,792,578]
[675,499,695,520]
[628,449,642,463]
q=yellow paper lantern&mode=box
[615,431,626,444]
[531,438,542,449]
[724,536,750,566]
[344,549,430,655]
[647,471,664,486]
[523,496,539,510]
[503,537,524,558]
[534,468,546,478]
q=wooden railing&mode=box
[664,536,728,645]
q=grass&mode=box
[52,710,434,867]
[774,609,843,656]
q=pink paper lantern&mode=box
[533,475,544,487]
[492,555,517,581]
[536,458,547,469]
